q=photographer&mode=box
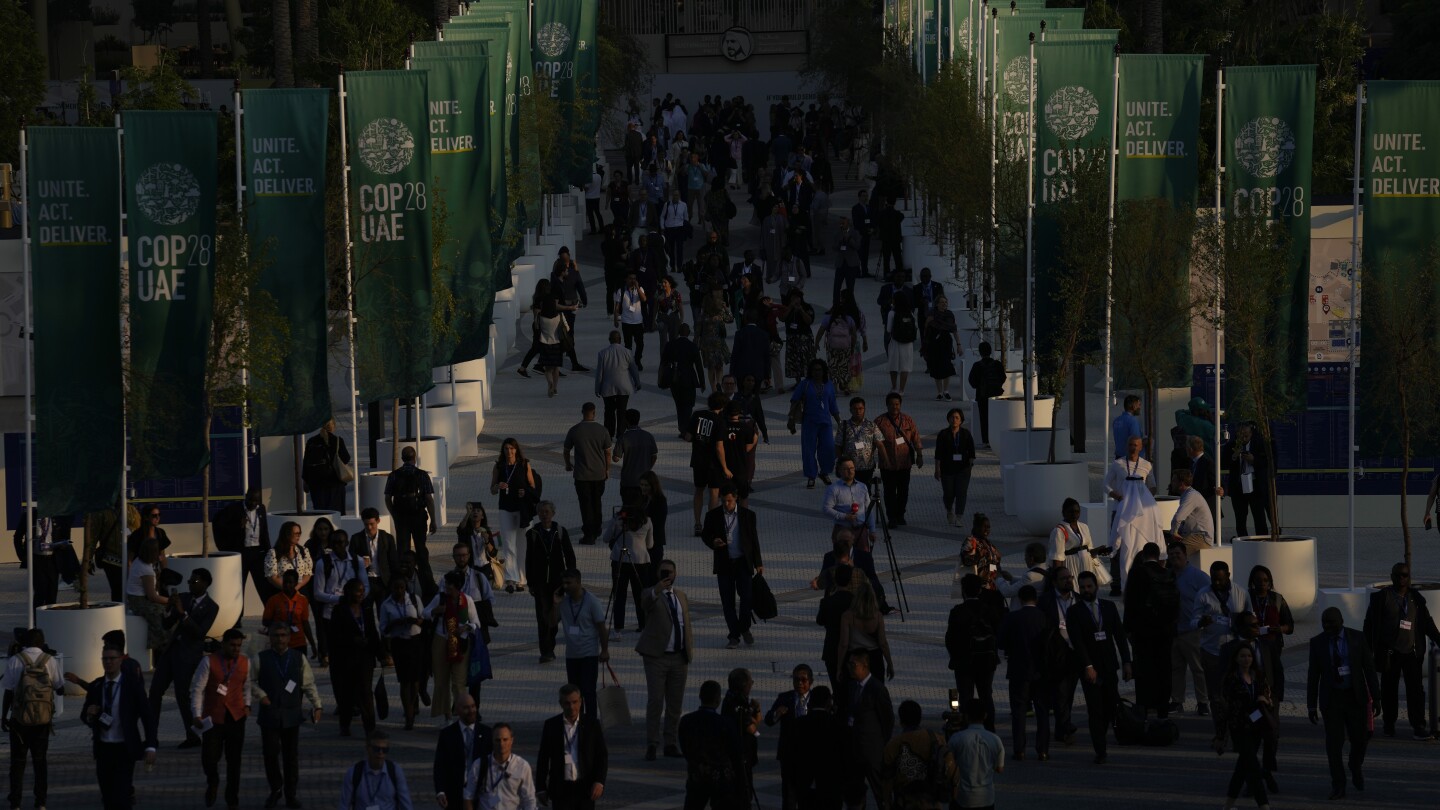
[605,500,655,639]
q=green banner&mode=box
[123,111,218,479]
[1045,29,1119,43]
[885,0,901,30]
[533,0,597,189]
[575,0,600,180]
[242,89,332,436]
[461,2,541,231]
[410,53,496,366]
[343,70,435,403]
[992,12,1046,161]
[1032,41,1115,378]
[27,127,125,514]
[923,0,939,81]
[1223,65,1315,408]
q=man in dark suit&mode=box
[678,680,745,810]
[83,641,158,810]
[1308,606,1381,799]
[148,566,219,748]
[730,250,763,291]
[211,488,270,601]
[431,692,490,810]
[999,585,1051,760]
[784,686,845,808]
[1123,542,1179,719]
[842,650,894,808]
[1362,562,1440,740]
[764,664,815,810]
[536,684,609,810]
[945,574,1002,732]
[701,484,763,649]
[1224,423,1272,536]
[1065,570,1132,764]
[1038,567,1082,743]
[850,189,874,277]
[353,507,398,597]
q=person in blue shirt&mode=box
[786,360,842,489]
[339,730,412,810]
[1113,395,1145,459]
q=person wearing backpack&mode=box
[385,446,438,586]
[338,730,413,809]
[886,292,919,396]
[881,700,956,810]
[3,627,62,810]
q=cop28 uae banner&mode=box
[1223,65,1316,408]
[242,88,333,436]
[343,70,436,403]
[533,0,599,189]
[463,2,541,231]
[27,127,125,514]
[123,110,218,479]
[410,53,496,365]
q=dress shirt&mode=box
[453,565,496,604]
[379,594,424,639]
[342,762,413,810]
[562,716,582,781]
[99,676,125,744]
[247,648,322,712]
[614,288,645,325]
[190,654,250,720]
[245,508,262,548]
[822,479,876,530]
[1171,488,1214,542]
[723,510,743,560]
[1053,593,1076,645]
[660,201,689,229]
[315,552,367,618]
[835,418,882,471]
[1173,564,1212,634]
[465,754,538,810]
[1194,584,1252,656]
[424,594,481,637]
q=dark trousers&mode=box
[1009,678,1051,755]
[533,592,559,658]
[1132,634,1174,714]
[603,394,630,440]
[621,322,646,366]
[8,723,50,806]
[393,512,433,585]
[665,230,687,273]
[311,483,346,512]
[939,466,973,517]
[1052,670,1079,738]
[717,559,754,640]
[574,480,606,541]
[333,660,377,733]
[549,779,597,810]
[586,198,604,234]
[94,741,135,810]
[880,467,912,523]
[31,554,58,608]
[1230,491,1271,537]
[880,239,903,275]
[241,547,268,613]
[1079,676,1120,755]
[1381,650,1426,734]
[672,388,697,434]
[149,646,203,739]
[566,655,600,720]
[611,559,651,631]
[975,396,993,444]
[1322,689,1369,790]
[101,562,124,603]
[260,724,300,800]
[831,266,857,305]
[1226,727,1269,804]
[857,233,871,274]
[954,663,997,731]
[201,714,246,805]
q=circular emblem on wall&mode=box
[1044,86,1100,140]
[1234,117,1296,178]
[356,118,415,176]
[721,27,753,62]
[1003,56,1032,104]
[537,22,573,58]
[134,163,200,226]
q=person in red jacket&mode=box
[190,628,249,809]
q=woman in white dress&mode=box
[1103,435,1164,593]
[1049,497,1109,584]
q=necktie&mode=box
[105,679,117,712]
[463,725,473,762]
[667,591,684,653]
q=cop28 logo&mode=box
[1003,56,1032,104]
[134,163,201,225]
[356,118,415,175]
[537,22,572,58]
[1234,117,1296,179]
[1044,86,1100,140]
[959,18,971,54]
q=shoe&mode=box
[1352,771,1364,791]
[610,629,623,641]
[505,583,516,593]
[517,367,530,378]
[1413,731,1435,741]
[1197,703,1209,716]
[645,745,657,761]
[1037,752,1049,762]
[557,370,568,378]
[693,524,704,537]
[178,736,202,749]
[539,654,555,664]
[572,364,590,372]
[637,361,644,371]
[946,511,956,526]
[1093,754,1107,765]
[665,744,684,758]
[943,392,952,401]
[806,478,816,489]
[420,687,431,707]
[1327,788,1345,800]
[206,784,218,808]
[819,474,832,485]
[1167,701,1183,715]
[404,716,415,731]
[515,584,527,593]
[265,792,282,809]
[1264,773,1279,793]
[742,631,754,646]
[726,637,740,649]
[935,393,944,401]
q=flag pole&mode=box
[1347,78,1365,589]
[1103,46,1120,466]
[116,113,132,585]
[1023,31,1035,434]
[233,83,250,498]
[338,72,362,519]
[1213,62,1225,544]
[988,5,998,364]
[19,122,35,622]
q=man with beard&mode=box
[1065,571,1132,764]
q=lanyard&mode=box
[277,650,291,683]
[364,770,386,801]
[219,656,237,685]
[568,596,585,627]
[503,463,518,485]
[488,758,510,793]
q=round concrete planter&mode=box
[424,405,461,459]
[167,551,244,633]
[1014,461,1090,536]
[1319,587,1370,628]
[990,395,1055,434]
[1002,370,1040,398]
[267,510,343,543]
[996,427,1071,471]
[453,380,486,414]
[424,385,455,407]
[454,358,486,379]
[511,262,538,308]
[36,601,125,688]
[377,436,450,476]
[1233,535,1319,620]
[491,292,518,355]
[358,471,390,513]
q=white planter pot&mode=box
[511,262,538,308]
[997,427,1071,471]
[124,613,153,671]
[990,396,1055,435]
[459,410,482,455]
[424,384,454,407]
[424,405,461,459]
[359,471,390,513]
[454,358,485,379]
[492,292,517,355]
[267,510,342,545]
[1233,536,1319,621]
[377,436,450,475]
[1014,461,1090,536]
[1319,587,1370,628]
[1003,464,1017,515]
[1153,495,1181,528]
[1081,501,1110,547]
[167,552,244,635]
[35,601,126,690]
[1002,370,1040,398]
[453,380,485,415]
[1194,544,1233,578]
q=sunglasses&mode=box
[369,746,390,755]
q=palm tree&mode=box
[296,0,318,83]
[1143,0,1163,54]
[197,0,214,77]
[273,0,294,87]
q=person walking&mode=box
[842,650,895,810]
[1105,435,1164,593]
[778,290,816,394]
[946,575,1002,732]
[999,586,1051,761]
[875,392,923,528]
[1038,568,1081,745]
[211,488,270,604]
[661,322,706,434]
[787,360,842,490]
[534,296,572,398]
[885,292,919,395]
[536,685,609,810]
[149,567,218,748]
[832,216,862,304]
[1308,607,1381,800]
[1247,564,1295,704]
[678,680,746,810]
[603,502,654,637]
[189,628,249,810]
[425,572,481,723]
[764,664,815,810]
[1112,395,1144,460]
[1065,571,1132,764]
[525,502,576,664]
[261,523,313,606]
[1122,543,1179,720]
[328,579,381,737]
[835,397,884,491]
[935,408,977,526]
[250,624,322,809]
[556,570,610,721]
[636,560,691,761]
[924,295,961,401]
[379,576,426,730]
[966,342,1006,446]
[1215,643,1275,810]
[490,438,539,592]
[613,408,659,505]
[585,168,605,234]
[385,446,438,586]
[816,294,866,395]
[1363,561,1440,740]
[1195,560,1252,733]
[838,583,895,687]
[83,640,157,810]
[881,700,956,810]
[595,330,643,437]
[301,419,351,512]
[563,403,612,546]
[702,484,763,650]
[433,694,491,810]
[339,731,413,809]
[3,628,61,810]
[876,197,905,276]
[946,699,1005,810]
[262,570,314,658]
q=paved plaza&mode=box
[2,159,1437,808]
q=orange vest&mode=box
[203,654,249,723]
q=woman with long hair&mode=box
[458,502,501,590]
[816,288,867,395]
[698,289,731,391]
[379,576,425,729]
[961,513,1003,590]
[837,583,894,684]
[125,536,169,651]
[327,579,380,736]
[535,295,569,397]
[263,522,313,604]
[1217,642,1275,809]
[655,275,685,355]
[489,438,537,593]
[603,499,654,637]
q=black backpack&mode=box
[390,466,427,513]
[349,759,398,808]
[891,313,917,343]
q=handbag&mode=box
[373,671,391,721]
[598,664,632,728]
[467,634,493,688]
[331,451,355,484]
[751,573,779,621]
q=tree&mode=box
[1,0,46,166]
[597,19,652,145]
[273,0,294,87]
[802,0,886,117]
[1386,0,1440,79]
[295,0,318,83]
[132,0,178,42]
[1142,0,1164,54]
[196,0,214,77]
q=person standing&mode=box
[885,292,919,395]
[355,508,397,595]
[1065,571,1132,764]
[998,586,1051,760]
[716,402,759,505]
[702,484,764,650]
[1215,644,1275,809]
[211,488,270,602]
[851,190,874,277]
[875,392,923,528]
[379,576,427,730]
[835,397,883,492]
[585,167,605,235]
[536,685,609,810]
[595,331,643,438]
[149,567,218,748]
[787,360,842,490]
[1111,395,1144,460]
[301,419,351,512]
[385,446,438,586]
[1225,424,1272,538]
[1038,568,1081,745]
[636,560,691,761]
[1122,543,1179,719]
[189,628,249,810]
[947,699,1004,810]
[83,641,157,810]
[685,392,727,536]
[876,197,904,277]
[965,342,1006,447]
[1186,435,1225,527]
[314,528,370,636]
[661,323,706,434]
[1247,565,1295,704]
[842,650,894,810]
[934,407,977,526]
[3,628,61,810]
[832,216,862,304]
[678,681,746,810]
[1168,543,1212,716]
[1308,607,1381,800]
[328,579,381,737]
[339,731,413,810]
[526,503,576,664]
[556,570,610,721]
[250,624,322,809]
[613,409,659,505]
[433,694,491,810]
[262,570,314,656]
[764,664,815,810]
[1195,560,1252,733]
[923,295,962,401]
[661,189,691,272]
[1104,435,1164,593]
[823,459,878,543]
[1363,561,1440,740]
[564,403,612,546]
[881,701,955,810]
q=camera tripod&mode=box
[863,471,910,621]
